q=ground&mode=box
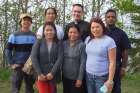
[0,68,140,93]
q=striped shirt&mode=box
[6,31,36,64]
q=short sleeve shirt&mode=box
[85,35,116,76]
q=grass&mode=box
[121,73,140,93]
[0,68,140,93]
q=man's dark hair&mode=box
[73,4,84,11]
[105,9,116,16]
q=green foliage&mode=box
[0,68,11,81]
[128,38,140,73]
[112,0,137,13]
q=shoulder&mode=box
[104,35,115,42]
[104,35,116,47]
[85,36,91,44]
[55,24,62,28]
[79,40,85,46]
[27,31,35,36]
[116,27,128,36]
[13,31,21,36]
[37,25,43,31]
[66,22,74,27]
[55,24,63,31]
[38,25,43,29]
[82,20,89,24]
[8,33,16,42]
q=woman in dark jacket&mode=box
[31,22,63,93]
[62,24,86,93]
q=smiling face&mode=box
[45,8,57,22]
[72,6,83,21]
[68,27,80,42]
[44,25,56,40]
[20,17,32,30]
[91,22,104,38]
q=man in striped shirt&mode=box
[5,13,36,93]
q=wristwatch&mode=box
[108,80,114,85]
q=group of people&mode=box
[5,3,131,93]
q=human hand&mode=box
[38,74,46,81]
[46,73,53,80]
[104,80,114,92]
[75,80,82,88]
[11,64,21,69]
[120,67,126,79]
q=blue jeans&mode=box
[86,72,108,93]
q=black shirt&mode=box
[106,26,131,65]
[64,20,90,41]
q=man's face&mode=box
[105,12,117,26]
[72,6,83,21]
[20,17,32,29]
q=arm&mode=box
[121,31,131,78]
[77,44,86,80]
[105,38,116,92]
[50,42,63,76]
[122,49,128,68]
[31,39,42,75]
[105,47,116,92]
[36,26,43,39]
[108,48,116,82]
[5,34,15,65]
[57,25,64,40]
[120,49,128,78]
[75,44,86,88]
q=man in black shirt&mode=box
[105,9,131,93]
[64,4,90,41]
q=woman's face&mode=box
[45,9,56,22]
[68,27,79,42]
[91,22,104,38]
[44,25,55,39]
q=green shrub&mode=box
[0,68,11,81]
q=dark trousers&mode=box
[112,64,121,93]
[62,77,84,93]
[11,68,35,93]
[83,75,88,93]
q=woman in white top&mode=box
[36,7,64,40]
[85,17,116,93]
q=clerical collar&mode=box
[73,20,82,24]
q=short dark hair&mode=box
[44,7,57,16]
[105,9,116,16]
[73,4,84,11]
[43,22,58,42]
[89,17,106,39]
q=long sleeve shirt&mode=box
[62,40,86,80]
[31,39,63,77]
[5,31,36,65]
